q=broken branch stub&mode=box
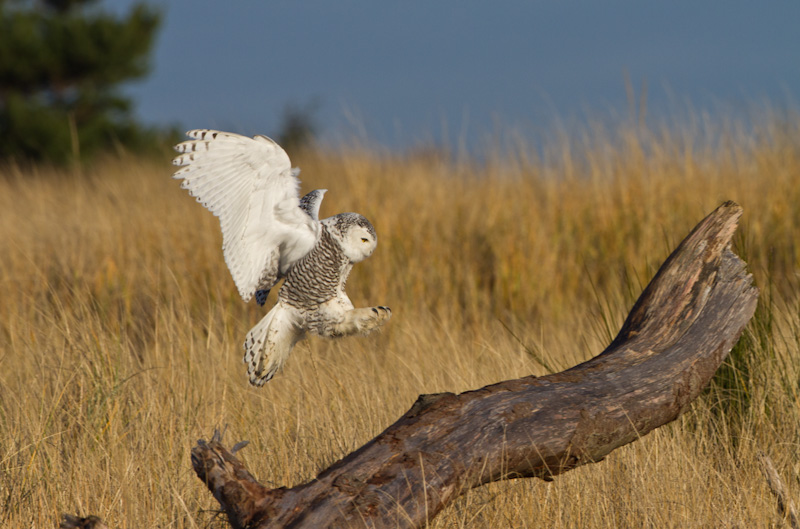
[192,201,758,529]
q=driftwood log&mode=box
[191,201,759,529]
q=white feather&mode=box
[243,302,304,386]
[173,129,321,301]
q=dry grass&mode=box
[1,114,799,528]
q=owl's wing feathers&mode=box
[173,129,321,302]
[299,188,328,221]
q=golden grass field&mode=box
[1,114,800,528]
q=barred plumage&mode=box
[173,129,392,386]
[281,226,350,308]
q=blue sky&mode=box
[111,0,800,150]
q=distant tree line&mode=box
[276,100,319,156]
[0,0,175,164]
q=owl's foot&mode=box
[368,306,392,328]
[329,306,392,337]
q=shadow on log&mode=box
[192,201,759,529]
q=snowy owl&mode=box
[172,129,392,386]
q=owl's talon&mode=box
[371,305,392,324]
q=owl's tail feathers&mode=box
[243,303,304,387]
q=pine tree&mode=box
[0,0,164,164]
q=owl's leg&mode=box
[326,306,392,337]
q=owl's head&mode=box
[324,213,378,263]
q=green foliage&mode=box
[705,299,768,441]
[705,237,774,445]
[0,0,167,164]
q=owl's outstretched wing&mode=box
[173,129,320,302]
[299,188,327,221]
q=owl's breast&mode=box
[279,227,351,310]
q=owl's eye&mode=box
[361,238,369,243]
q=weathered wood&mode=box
[192,201,758,529]
[757,452,800,529]
[59,514,109,529]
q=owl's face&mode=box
[325,213,378,264]
[340,224,377,263]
